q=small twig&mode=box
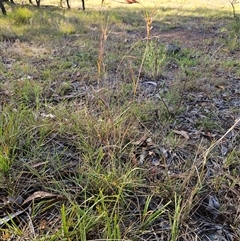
[202,117,240,168]
[209,44,224,61]
[175,73,188,113]
[156,93,172,118]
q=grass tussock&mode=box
[0,0,240,240]
[9,7,34,25]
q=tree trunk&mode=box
[66,0,70,9]
[82,0,85,10]
[0,0,7,15]
[36,0,40,7]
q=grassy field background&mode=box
[15,0,238,9]
[0,0,240,240]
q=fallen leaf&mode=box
[132,134,148,146]
[22,191,61,206]
[215,85,225,90]
[0,209,27,226]
[1,231,11,240]
[139,149,146,165]
[146,137,156,146]
[125,0,139,3]
[39,219,47,230]
[102,0,139,4]
[173,130,189,140]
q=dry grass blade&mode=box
[202,117,240,168]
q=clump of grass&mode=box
[59,19,76,34]
[9,7,34,25]
[0,106,35,174]
[140,195,171,230]
[170,193,182,241]
[11,78,43,109]
[196,118,221,132]
[226,19,240,51]
[0,148,10,174]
